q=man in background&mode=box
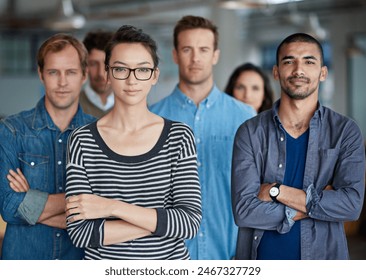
[150,15,256,260]
[80,30,114,118]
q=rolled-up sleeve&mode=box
[17,189,48,225]
[231,121,294,234]
[305,119,365,222]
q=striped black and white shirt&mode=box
[65,119,202,259]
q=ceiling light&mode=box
[45,0,85,30]
[220,0,303,9]
[302,13,328,40]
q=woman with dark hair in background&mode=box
[225,62,274,113]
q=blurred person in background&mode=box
[80,30,114,118]
[225,62,274,113]
[150,15,256,260]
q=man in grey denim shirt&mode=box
[232,33,365,259]
[0,34,95,259]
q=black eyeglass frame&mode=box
[106,66,155,81]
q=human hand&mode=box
[65,194,114,222]
[7,168,30,192]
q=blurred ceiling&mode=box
[0,0,365,33]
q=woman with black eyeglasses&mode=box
[64,25,202,260]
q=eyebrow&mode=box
[180,45,211,50]
[281,55,318,61]
[111,60,152,66]
[45,67,79,71]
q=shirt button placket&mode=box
[278,134,285,169]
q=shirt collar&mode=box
[272,99,324,126]
[32,96,90,131]
[84,82,114,111]
[171,84,221,107]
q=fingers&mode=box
[65,196,82,222]
[65,194,105,222]
[65,196,78,212]
[15,168,28,183]
[8,180,23,192]
[7,169,30,192]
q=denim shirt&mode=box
[0,97,95,259]
[232,100,365,260]
[150,85,256,259]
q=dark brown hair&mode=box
[224,63,274,113]
[276,32,324,66]
[104,25,159,69]
[173,15,219,50]
[83,30,113,53]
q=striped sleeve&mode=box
[154,124,202,239]
[65,126,104,248]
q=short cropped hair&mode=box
[173,15,219,50]
[37,33,88,75]
[276,33,324,66]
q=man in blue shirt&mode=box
[232,33,365,259]
[150,15,256,260]
[0,34,95,259]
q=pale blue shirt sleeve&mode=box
[276,206,296,233]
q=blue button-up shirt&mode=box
[232,100,365,260]
[0,97,95,259]
[150,85,256,259]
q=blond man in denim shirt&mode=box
[0,34,95,259]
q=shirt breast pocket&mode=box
[319,148,340,156]
[18,153,49,191]
[318,148,340,183]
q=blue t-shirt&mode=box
[257,129,309,260]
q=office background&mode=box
[0,0,366,258]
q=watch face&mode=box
[270,187,279,197]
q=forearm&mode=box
[38,193,66,223]
[40,213,67,229]
[277,184,307,213]
[110,200,157,233]
[103,220,151,245]
[66,194,157,247]
[293,210,308,221]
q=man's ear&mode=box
[82,68,88,85]
[172,48,178,65]
[320,65,328,82]
[37,67,44,83]
[212,49,220,66]
[273,65,279,81]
